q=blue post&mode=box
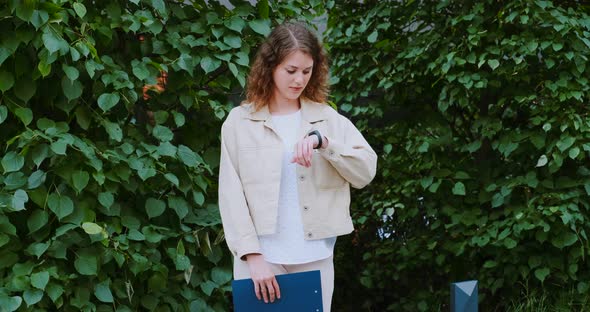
[450,280,478,312]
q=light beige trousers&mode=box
[233,255,334,312]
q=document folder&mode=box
[231,270,323,312]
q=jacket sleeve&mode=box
[218,119,261,260]
[319,114,378,189]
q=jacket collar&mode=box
[244,98,327,123]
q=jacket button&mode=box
[303,206,309,211]
[307,232,313,238]
[329,150,335,156]
[299,175,305,181]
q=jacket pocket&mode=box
[312,151,346,189]
[238,146,281,185]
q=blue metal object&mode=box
[232,270,323,312]
[451,280,478,312]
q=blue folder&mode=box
[231,270,323,312]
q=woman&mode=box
[218,21,377,311]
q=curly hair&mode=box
[244,21,330,111]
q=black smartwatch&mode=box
[308,130,323,149]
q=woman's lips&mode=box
[290,87,303,92]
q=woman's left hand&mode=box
[291,135,320,167]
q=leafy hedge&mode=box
[326,0,590,311]
[0,1,324,311]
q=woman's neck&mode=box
[269,97,300,115]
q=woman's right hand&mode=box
[245,254,281,303]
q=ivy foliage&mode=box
[326,1,590,311]
[0,0,324,311]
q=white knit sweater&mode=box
[258,110,336,264]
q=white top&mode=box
[258,109,336,264]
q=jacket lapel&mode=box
[243,98,328,139]
[298,98,327,139]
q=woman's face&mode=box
[272,50,314,103]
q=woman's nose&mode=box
[294,73,304,84]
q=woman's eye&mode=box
[303,71,310,75]
[287,70,296,74]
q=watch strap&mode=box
[308,130,323,149]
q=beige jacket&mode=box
[218,98,377,260]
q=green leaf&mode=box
[0,105,7,124]
[62,77,83,101]
[82,222,103,235]
[14,79,36,102]
[38,63,51,77]
[200,56,221,74]
[223,35,242,49]
[249,19,271,36]
[211,267,232,285]
[177,145,200,167]
[257,0,269,19]
[172,111,185,127]
[103,120,123,142]
[483,260,498,268]
[74,254,98,275]
[73,2,87,18]
[534,267,550,282]
[98,192,114,208]
[153,125,174,142]
[536,155,548,167]
[15,107,33,126]
[31,144,49,167]
[151,0,166,16]
[132,60,149,80]
[62,64,80,81]
[569,147,580,159]
[527,41,539,52]
[556,136,575,152]
[164,173,179,186]
[46,283,64,303]
[367,31,378,43]
[146,198,166,219]
[193,191,205,206]
[27,209,48,233]
[72,170,90,193]
[492,193,504,208]
[50,139,68,155]
[0,296,22,312]
[225,16,246,33]
[190,299,207,311]
[2,151,25,172]
[27,170,46,189]
[31,271,50,290]
[47,193,74,220]
[168,196,189,219]
[158,142,177,157]
[4,172,27,190]
[23,289,43,306]
[11,189,28,211]
[452,182,466,195]
[95,281,114,303]
[42,32,62,54]
[0,70,15,92]
[487,59,500,70]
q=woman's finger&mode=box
[301,139,308,167]
[272,277,281,300]
[254,280,261,300]
[307,139,315,166]
[297,142,305,166]
[266,280,276,302]
[260,280,269,303]
[304,139,311,167]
